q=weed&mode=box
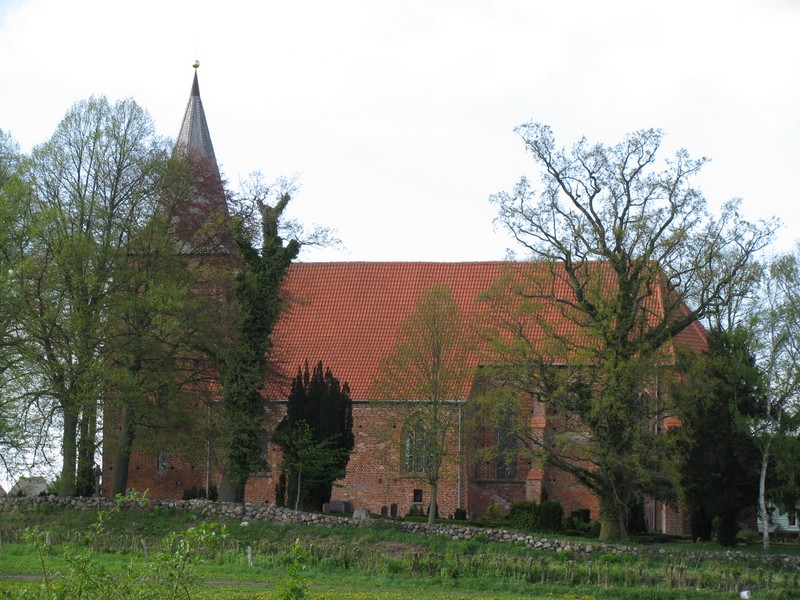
[276,538,310,600]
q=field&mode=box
[0,500,798,599]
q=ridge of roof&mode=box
[190,70,200,97]
[290,260,513,266]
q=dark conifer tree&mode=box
[276,360,354,510]
[672,328,764,545]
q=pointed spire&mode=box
[176,61,219,165]
[169,62,232,254]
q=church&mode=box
[103,65,706,534]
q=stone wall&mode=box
[2,495,797,570]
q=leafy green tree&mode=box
[11,97,170,496]
[671,328,763,545]
[0,129,36,477]
[487,123,773,541]
[104,167,216,496]
[275,360,354,510]
[370,283,474,525]
[278,420,350,511]
[750,252,800,554]
[217,186,300,503]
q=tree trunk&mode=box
[218,470,245,503]
[758,439,772,555]
[598,495,627,542]
[295,465,303,511]
[428,481,438,526]
[76,402,97,496]
[111,403,136,496]
[60,410,79,497]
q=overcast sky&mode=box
[1,0,798,264]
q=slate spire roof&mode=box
[176,63,219,169]
[170,62,231,253]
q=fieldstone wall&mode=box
[1,494,797,571]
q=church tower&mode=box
[176,60,221,175]
[168,61,231,254]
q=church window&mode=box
[402,418,431,474]
[156,451,168,473]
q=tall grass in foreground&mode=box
[0,500,797,599]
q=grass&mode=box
[0,501,797,599]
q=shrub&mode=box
[276,472,287,507]
[627,500,647,535]
[44,476,61,496]
[508,500,539,532]
[484,503,504,521]
[588,520,601,537]
[538,499,564,532]
[182,484,218,501]
[277,538,309,600]
[20,491,223,598]
[453,507,467,521]
[714,514,739,547]
[571,508,591,524]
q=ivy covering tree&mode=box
[217,190,300,503]
[671,328,763,546]
[275,360,354,510]
[486,123,774,541]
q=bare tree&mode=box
[371,284,475,525]
[487,123,774,541]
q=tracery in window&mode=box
[402,418,432,474]
[156,451,168,473]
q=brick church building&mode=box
[104,66,706,534]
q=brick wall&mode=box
[643,497,690,535]
[110,400,470,518]
[105,449,209,500]
[328,402,466,518]
[106,396,606,524]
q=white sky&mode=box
[1,0,798,263]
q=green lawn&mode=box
[0,502,796,599]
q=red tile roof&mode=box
[268,262,707,400]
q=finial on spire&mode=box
[193,59,200,69]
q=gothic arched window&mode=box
[402,418,431,474]
[156,451,168,473]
